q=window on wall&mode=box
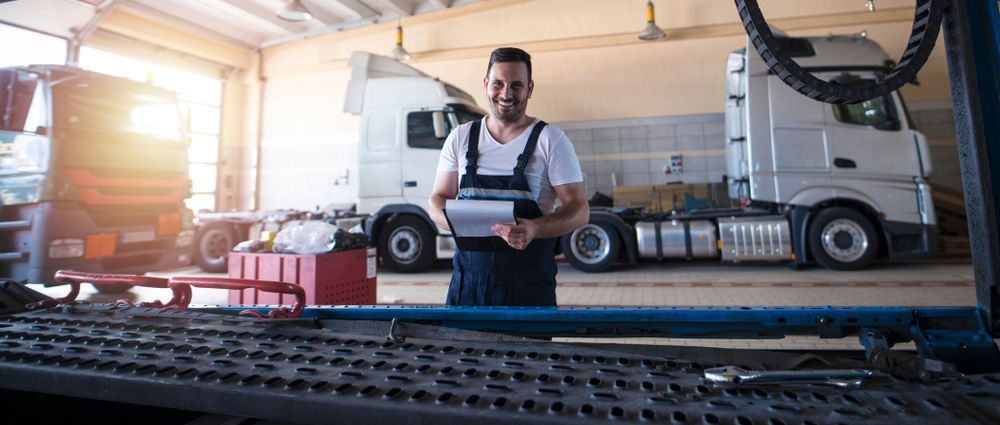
[78,48,223,212]
[0,24,67,67]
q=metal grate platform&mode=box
[0,304,997,424]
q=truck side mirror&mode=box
[432,111,447,139]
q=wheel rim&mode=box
[569,224,611,265]
[389,226,421,264]
[820,218,869,263]
[200,229,230,265]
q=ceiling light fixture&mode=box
[391,23,411,61]
[638,0,666,41]
[276,0,313,22]
[866,0,876,12]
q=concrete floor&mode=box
[27,258,979,351]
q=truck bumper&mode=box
[3,202,192,285]
[881,220,940,261]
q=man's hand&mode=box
[492,219,539,250]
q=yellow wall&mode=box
[260,0,951,123]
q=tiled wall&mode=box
[558,114,727,198]
[907,103,962,193]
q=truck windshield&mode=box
[0,71,47,134]
[831,78,900,130]
[406,104,484,150]
[53,78,182,141]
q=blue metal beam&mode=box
[189,304,998,372]
[946,0,1000,336]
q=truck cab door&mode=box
[400,107,482,207]
[400,109,451,206]
[821,74,923,223]
[765,72,833,203]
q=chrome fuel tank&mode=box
[636,220,718,259]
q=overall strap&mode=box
[514,120,548,174]
[464,119,482,177]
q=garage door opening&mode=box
[78,47,223,213]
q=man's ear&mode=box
[483,76,489,90]
[527,80,534,99]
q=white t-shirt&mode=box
[437,117,583,214]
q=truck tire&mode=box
[380,215,435,273]
[194,222,238,273]
[808,207,879,271]
[562,222,620,273]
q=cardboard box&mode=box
[613,184,715,212]
[227,247,377,306]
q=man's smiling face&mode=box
[485,61,533,124]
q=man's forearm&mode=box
[428,194,450,231]
[529,201,590,239]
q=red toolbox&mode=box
[227,247,377,305]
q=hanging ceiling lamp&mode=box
[276,0,313,22]
[391,23,411,61]
[638,0,666,41]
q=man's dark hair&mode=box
[487,47,532,81]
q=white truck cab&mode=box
[344,52,485,272]
[725,34,937,268]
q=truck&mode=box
[190,52,484,273]
[0,65,195,288]
[561,34,939,272]
[340,52,485,272]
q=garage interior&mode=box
[0,0,998,423]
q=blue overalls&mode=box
[445,119,558,307]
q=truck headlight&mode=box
[176,229,195,247]
[49,239,85,259]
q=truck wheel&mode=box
[195,222,238,273]
[380,215,434,273]
[808,207,879,271]
[562,222,620,273]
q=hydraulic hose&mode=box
[734,0,948,104]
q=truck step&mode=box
[0,252,28,262]
[0,220,30,230]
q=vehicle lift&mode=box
[0,1,998,424]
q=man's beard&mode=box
[490,96,526,123]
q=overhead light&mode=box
[865,0,876,12]
[391,23,411,61]
[277,0,312,22]
[638,1,666,41]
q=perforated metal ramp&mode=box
[0,304,997,425]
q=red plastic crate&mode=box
[227,247,377,306]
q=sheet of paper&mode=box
[445,199,516,237]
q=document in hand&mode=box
[444,199,516,237]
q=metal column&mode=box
[943,0,1000,335]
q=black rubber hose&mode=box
[734,0,947,104]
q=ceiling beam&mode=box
[327,0,376,20]
[426,0,451,9]
[119,1,255,49]
[378,0,412,17]
[220,0,302,33]
[98,7,250,68]
[67,0,122,64]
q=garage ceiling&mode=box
[0,0,481,48]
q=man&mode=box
[428,47,589,307]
